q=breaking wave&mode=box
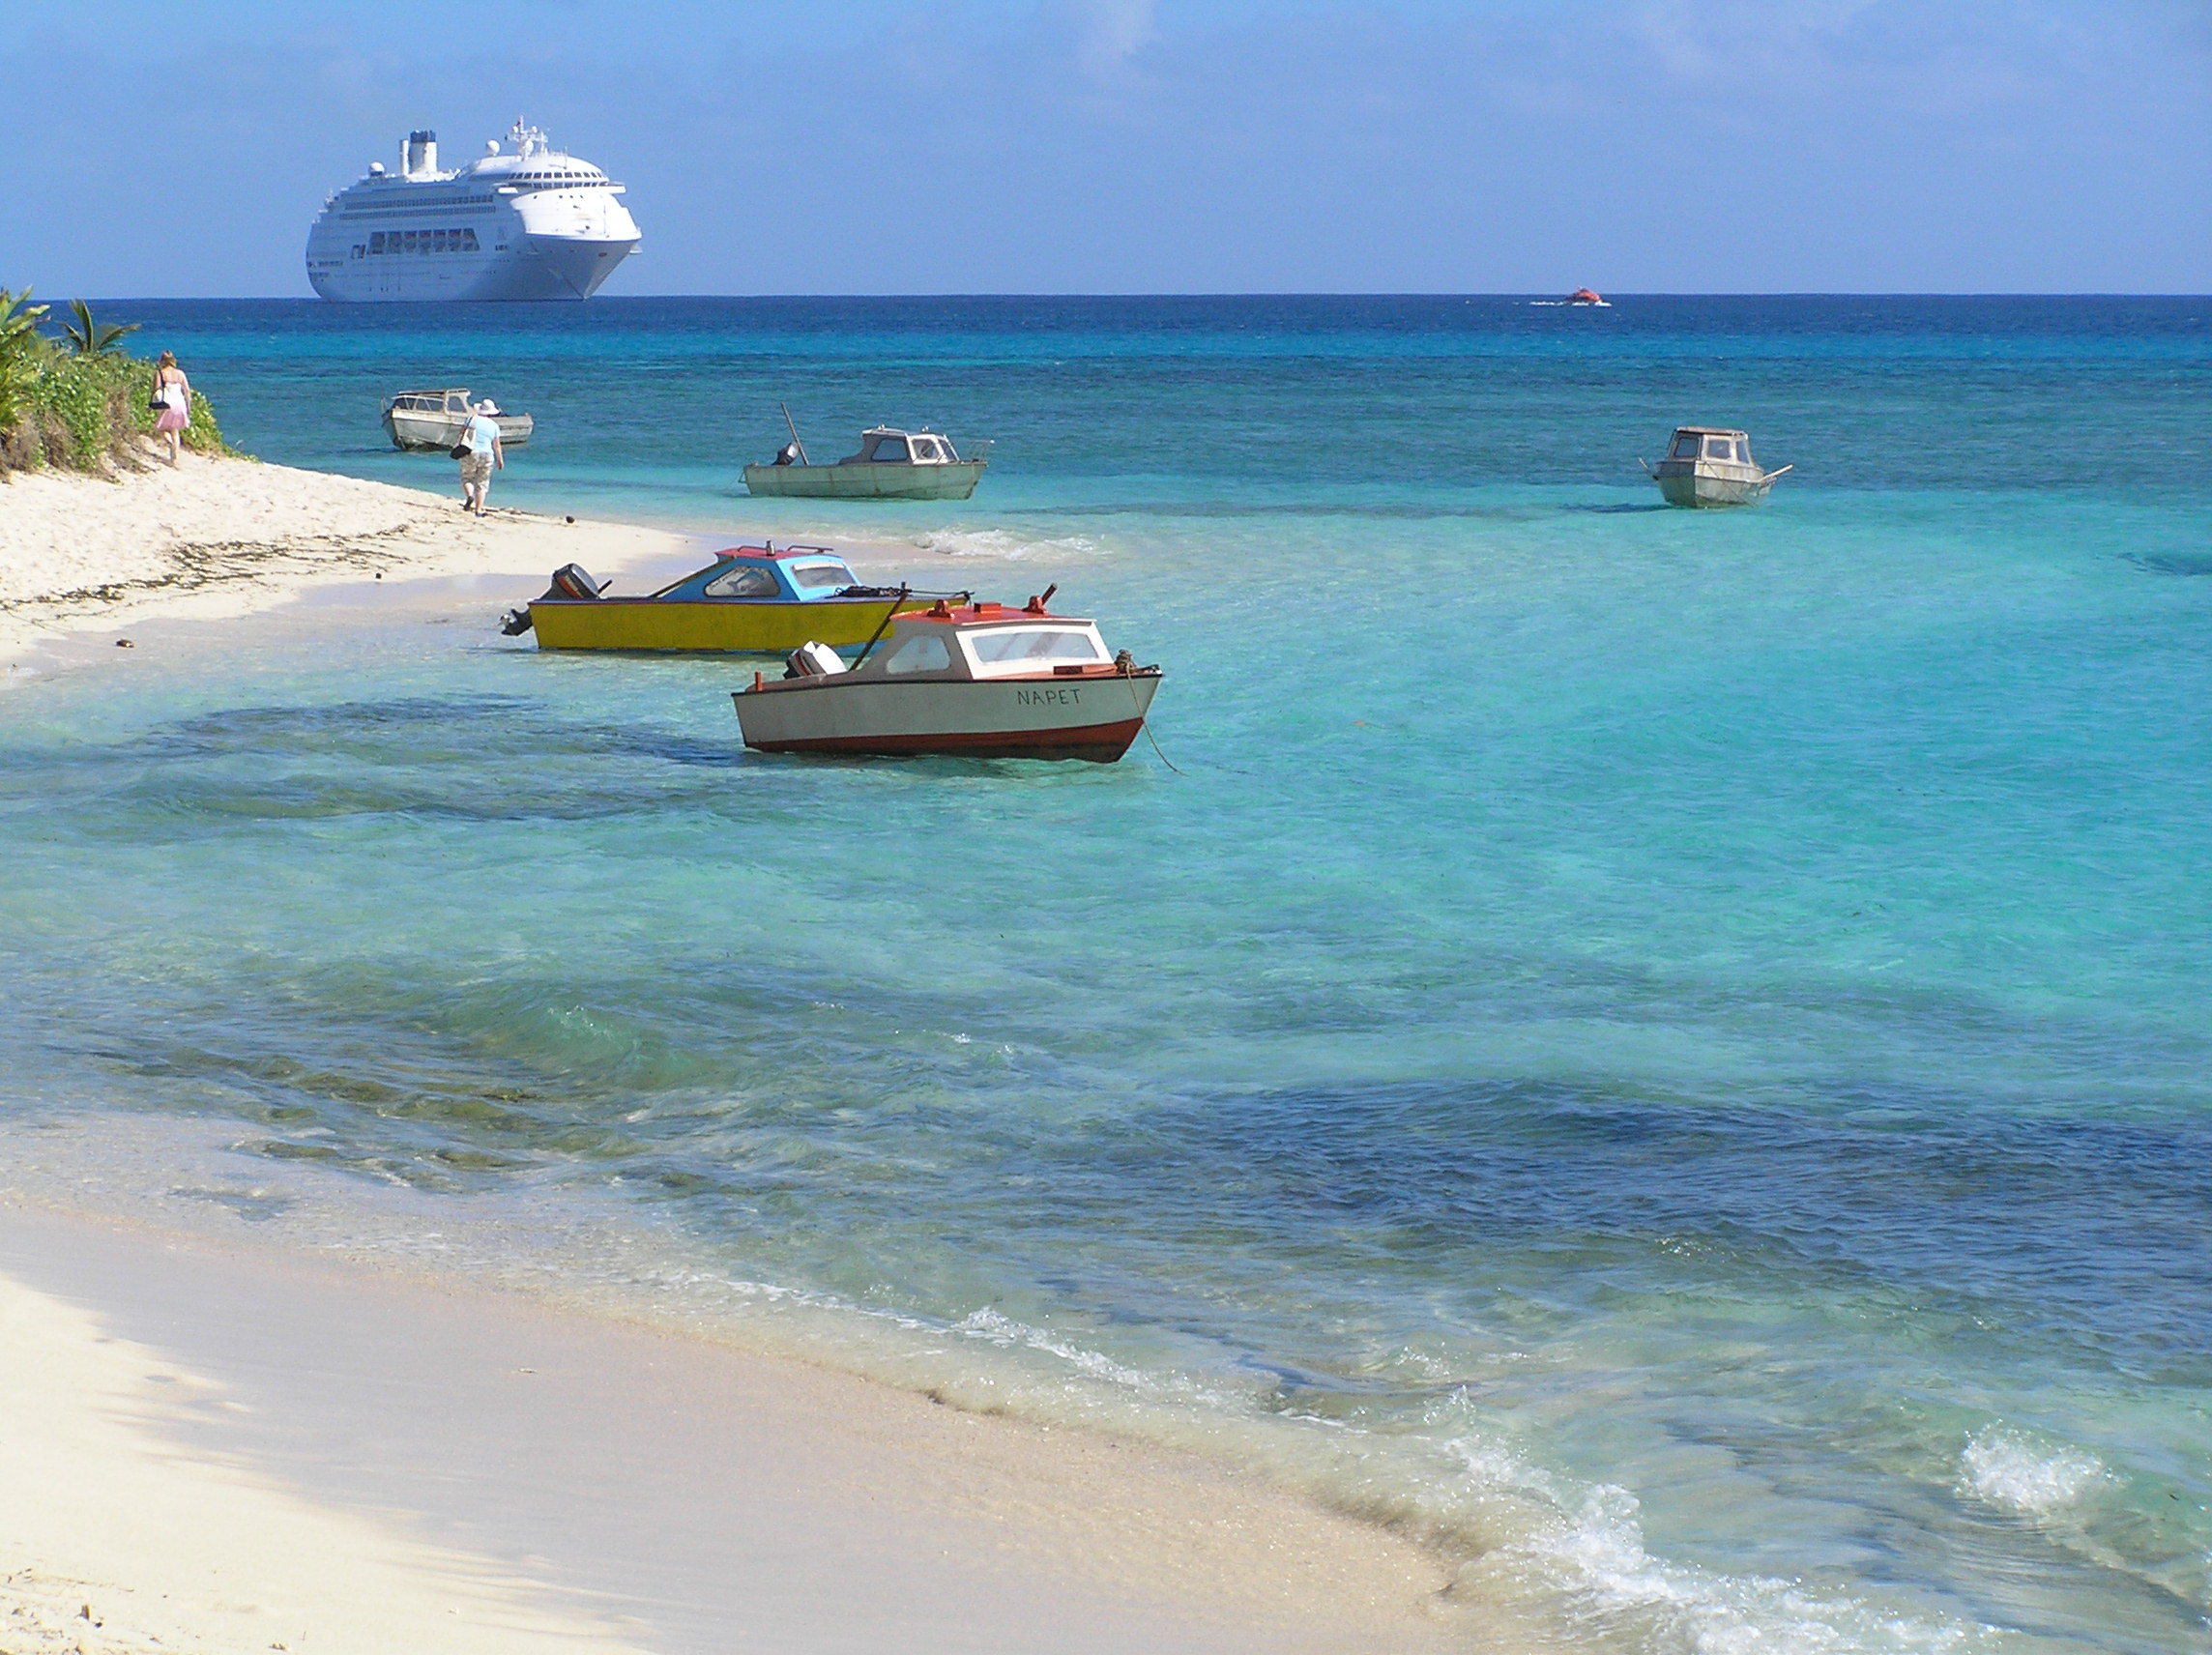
[1959,1425,2111,1517]
[900,525,1113,562]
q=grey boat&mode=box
[743,420,985,502]
[1644,426,1790,508]
[382,389,534,451]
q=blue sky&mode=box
[1,0,2204,296]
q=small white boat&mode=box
[742,410,985,501]
[382,389,534,450]
[1644,426,1790,508]
[731,589,1160,762]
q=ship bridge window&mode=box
[704,566,781,599]
[1704,436,1738,461]
[966,628,1105,666]
[1671,434,1701,459]
[911,439,943,461]
[881,633,952,675]
[868,436,911,462]
[788,562,859,591]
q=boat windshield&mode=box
[1671,434,1702,459]
[966,628,1104,664]
[881,633,952,674]
[1704,436,1739,460]
[788,562,859,590]
[704,566,780,598]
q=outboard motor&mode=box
[547,564,606,601]
[783,641,848,679]
[500,563,608,636]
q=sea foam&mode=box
[1958,1425,2110,1518]
[901,526,1109,562]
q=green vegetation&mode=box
[0,287,45,440]
[61,298,140,358]
[0,285,237,476]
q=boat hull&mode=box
[742,461,985,501]
[1653,462,1774,508]
[529,595,916,653]
[734,673,1161,762]
[383,409,534,450]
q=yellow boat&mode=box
[503,545,946,653]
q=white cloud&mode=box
[1072,0,1159,78]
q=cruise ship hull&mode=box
[307,233,639,303]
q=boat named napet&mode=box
[732,590,1160,762]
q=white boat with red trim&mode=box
[731,589,1163,762]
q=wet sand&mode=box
[0,1204,1461,1654]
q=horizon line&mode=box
[53,290,2212,304]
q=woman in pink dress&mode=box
[152,351,190,467]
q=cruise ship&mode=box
[306,121,640,302]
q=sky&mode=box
[0,0,2205,297]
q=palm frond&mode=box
[0,285,48,344]
[62,297,139,358]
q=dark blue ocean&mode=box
[3,296,2209,1652]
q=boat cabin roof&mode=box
[389,388,476,410]
[1672,425,1749,439]
[836,426,963,465]
[832,602,1113,682]
[712,543,844,563]
[653,544,864,603]
[900,598,1086,627]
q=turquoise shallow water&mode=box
[5,297,2211,1651]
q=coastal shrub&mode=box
[0,287,47,455]
[0,289,237,477]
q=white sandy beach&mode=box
[0,451,697,669]
[0,1205,1460,1655]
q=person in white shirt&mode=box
[458,400,505,516]
[151,351,190,468]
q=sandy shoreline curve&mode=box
[0,451,699,670]
[0,1203,1462,1654]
